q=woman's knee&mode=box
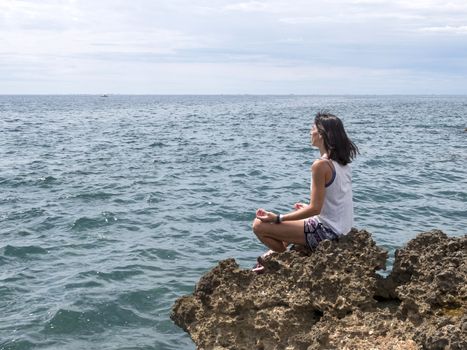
[252,218,265,235]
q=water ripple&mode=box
[43,303,153,335]
[71,212,118,231]
[1,245,48,259]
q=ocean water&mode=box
[0,95,466,349]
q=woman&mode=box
[252,111,359,260]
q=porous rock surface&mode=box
[171,229,466,349]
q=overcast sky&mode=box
[1,0,467,94]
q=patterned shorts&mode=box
[304,217,339,249]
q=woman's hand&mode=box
[293,202,307,210]
[256,208,277,223]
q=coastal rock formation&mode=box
[171,229,466,349]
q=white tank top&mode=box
[311,159,353,235]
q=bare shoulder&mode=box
[311,159,332,183]
[311,158,329,172]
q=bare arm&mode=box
[255,160,330,223]
[280,160,328,221]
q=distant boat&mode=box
[100,94,108,97]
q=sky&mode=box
[1,0,467,94]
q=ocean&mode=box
[1,95,466,349]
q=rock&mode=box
[171,229,466,349]
[389,230,466,318]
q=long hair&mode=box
[314,111,359,165]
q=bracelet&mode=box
[275,214,282,224]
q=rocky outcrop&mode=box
[171,229,466,349]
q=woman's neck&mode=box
[319,146,328,158]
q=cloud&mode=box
[1,28,211,62]
[396,0,467,11]
[279,12,425,25]
[224,1,273,12]
[419,25,467,35]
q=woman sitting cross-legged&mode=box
[252,111,359,271]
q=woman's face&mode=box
[310,124,321,147]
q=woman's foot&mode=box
[251,262,265,274]
[251,250,275,274]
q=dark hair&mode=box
[314,111,359,165]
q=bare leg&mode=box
[252,218,306,252]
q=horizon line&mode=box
[1,93,467,97]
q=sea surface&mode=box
[1,95,466,349]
